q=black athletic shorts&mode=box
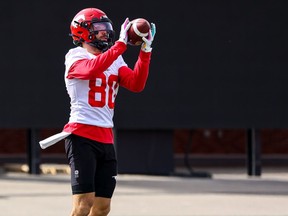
[64,134,117,198]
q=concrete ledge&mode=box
[174,154,288,167]
[2,163,70,175]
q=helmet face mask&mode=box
[70,8,115,51]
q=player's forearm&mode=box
[68,42,127,79]
[119,51,151,92]
[94,41,127,71]
[86,42,127,78]
[131,51,151,91]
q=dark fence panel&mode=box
[0,1,287,128]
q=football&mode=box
[127,18,151,46]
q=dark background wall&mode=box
[0,0,287,129]
[1,1,288,174]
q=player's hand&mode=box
[141,23,156,52]
[118,18,132,45]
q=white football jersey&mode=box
[64,47,127,128]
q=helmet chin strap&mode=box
[88,30,114,52]
[88,39,111,52]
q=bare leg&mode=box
[69,193,111,216]
[69,193,95,216]
[88,197,111,216]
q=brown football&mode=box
[127,18,151,46]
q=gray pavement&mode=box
[0,166,288,216]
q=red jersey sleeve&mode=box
[118,50,152,92]
[67,41,127,79]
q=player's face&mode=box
[96,30,109,41]
[92,22,113,41]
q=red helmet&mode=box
[70,8,114,51]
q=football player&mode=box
[63,7,156,216]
